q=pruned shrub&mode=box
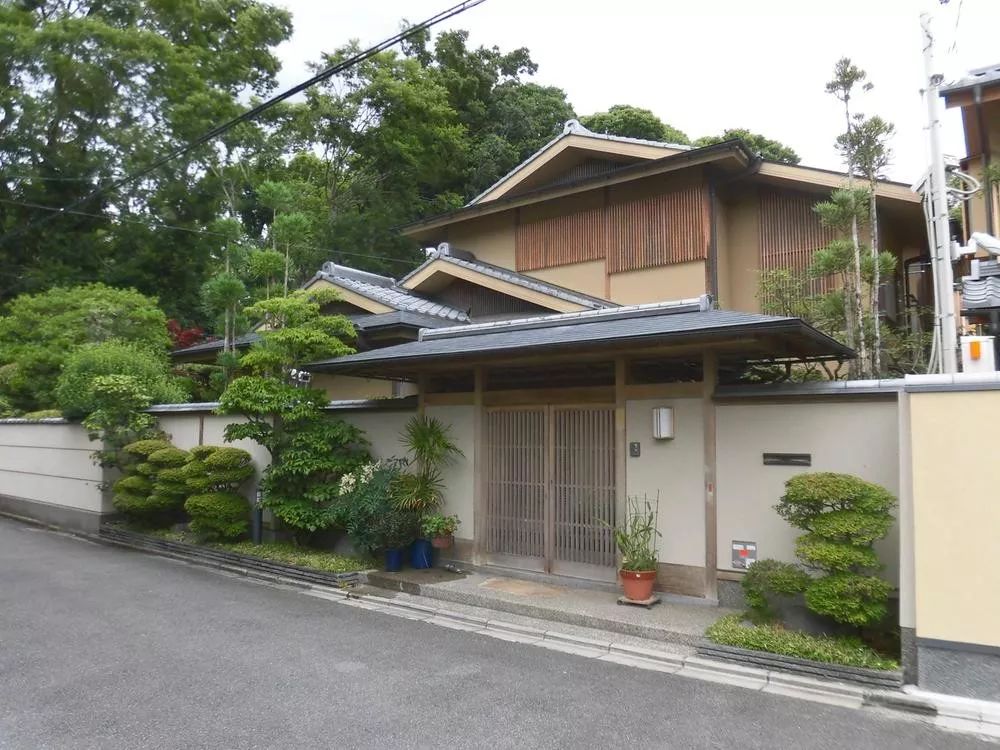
[741,559,810,622]
[182,445,253,540]
[112,439,186,526]
[776,473,896,628]
[185,492,249,541]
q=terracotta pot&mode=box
[431,534,453,549]
[619,569,656,601]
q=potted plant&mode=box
[396,415,463,569]
[422,513,460,549]
[377,510,420,572]
[609,495,661,602]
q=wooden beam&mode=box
[472,366,485,563]
[614,357,627,568]
[702,350,719,600]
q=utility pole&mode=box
[921,12,959,373]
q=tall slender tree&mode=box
[825,58,872,377]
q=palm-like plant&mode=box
[395,415,462,511]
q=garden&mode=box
[704,472,901,674]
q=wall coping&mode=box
[715,379,905,399]
[903,372,1000,393]
[0,417,69,425]
[146,396,418,415]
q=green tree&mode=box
[0,0,293,317]
[0,283,171,411]
[694,128,800,164]
[217,289,366,536]
[55,341,186,419]
[580,104,689,144]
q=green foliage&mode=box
[580,104,689,143]
[181,444,254,540]
[336,459,418,553]
[239,289,355,377]
[741,559,810,621]
[606,495,660,572]
[706,614,898,671]
[776,473,896,627]
[693,128,800,164]
[804,573,894,628]
[21,409,63,420]
[0,284,171,412]
[395,415,462,512]
[81,375,162,469]
[0,1,293,320]
[112,438,185,526]
[421,513,460,538]
[56,341,186,419]
[215,541,373,573]
[185,492,249,541]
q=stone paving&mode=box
[364,567,737,646]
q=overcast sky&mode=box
[272,0,998,183]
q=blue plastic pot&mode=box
[410,538,433,569]
[384,548,404,572]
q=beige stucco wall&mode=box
[424,405,475,534]
[716,399,900,582]
[337,409,414,461]
[527,259,607,300]
[609,261,707,305]
[311,374,396,401]
[625,397,705,568]
[910,389,1000,648]
[0,421,106,514]
[721,186,761,313]
[445,211,515,268]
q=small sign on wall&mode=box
[732,540,757,570]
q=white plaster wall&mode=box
[0,421,105,513]
[338,409,414,461]
[424,405,475,533]
[716,400,900,582]
[625,398,705,568]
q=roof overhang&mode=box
[306,302,854,382]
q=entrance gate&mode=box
[483,405,616,581]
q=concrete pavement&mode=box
[0,518,990,749]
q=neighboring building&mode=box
[942,63,1000,239]
[942,64,1000,332]
[401,120,929,328]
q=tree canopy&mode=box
[580,104,690,144]
[694,128,801,164]
[0,283,172,411]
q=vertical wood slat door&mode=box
[483,407,547,571]
[551,406,616,581]
[483,405,616,581]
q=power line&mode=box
[0,0,486,249]
[0,196,417,267]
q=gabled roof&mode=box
[469,119,690,205]
[307,263,470,322]
[400,247,616,312]
[307,297,853,378]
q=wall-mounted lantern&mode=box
[652,407,674,440]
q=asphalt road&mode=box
[0,518,987,750]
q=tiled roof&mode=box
[307,300,853,372]
[315,263,469,322]
[401,249,617,311]
[467,119,690,206]
[962,277,1000,310]
[942,64,1000,95]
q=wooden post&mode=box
[472,366,485,563]
[702,350,719,600]
[614,357,627,539]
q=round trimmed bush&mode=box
[185,492,249,540]
[741,559,810,622]
[112,439,188,526]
